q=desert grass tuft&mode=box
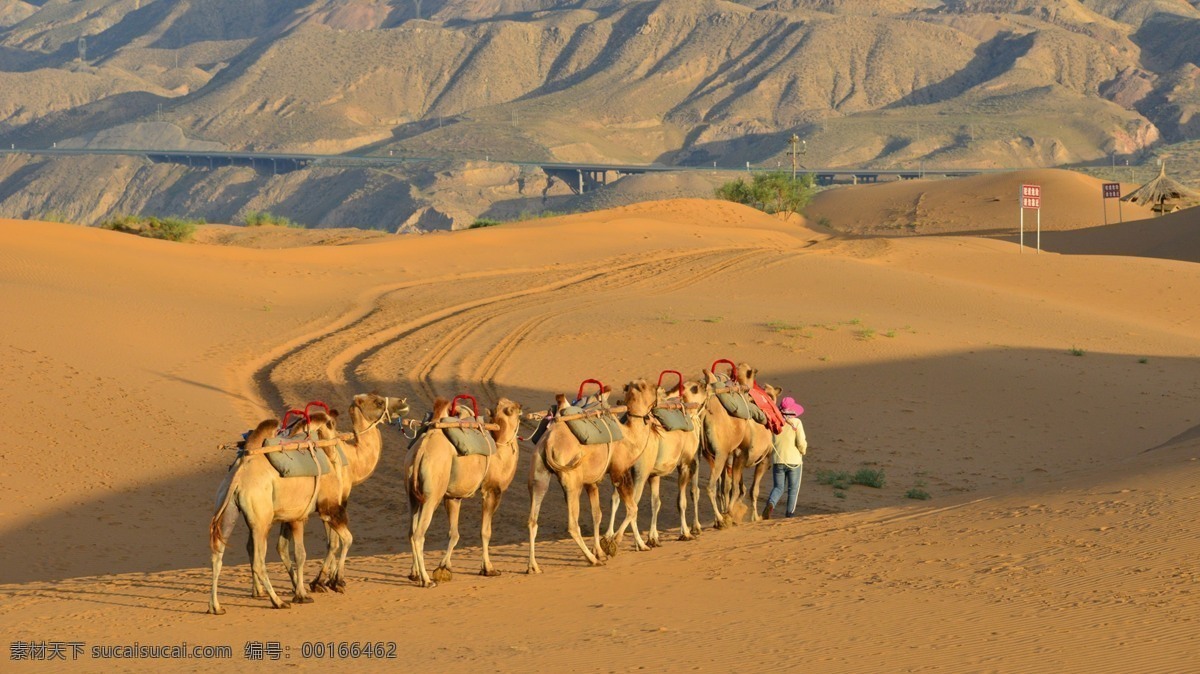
[851,467,886,489]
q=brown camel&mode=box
[527,379,658,573]
[405,397,523,587]
[273,393,409,594]
[603,378,709,551]
[700,363,775,528]
[208,411,347,614]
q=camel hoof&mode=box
[273,601,292,610]
[292,595,314,605]
[527,565,542,575]
[250,589,264,599]
[407,572,420,582]
[599,536,619,557]
[422,580,438,589]
[309,581,328,593]
[431,567,453,583]
[480,568,501,577]
[647,537,661,548]
[330,580,346,594]
[207,606,226,616]
[679,534,694,542]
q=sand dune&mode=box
[1037,204,1200,262]
[2,195,1199,671]
[807,169,1157,235]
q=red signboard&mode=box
[1103,182,1121,199]
[1021,184,1041,209]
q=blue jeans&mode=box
[767,462,803,516]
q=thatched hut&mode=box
[1122,162,1200,214]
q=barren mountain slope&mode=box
[1,0,1198,227]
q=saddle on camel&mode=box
[709,359,784,433]
[528,379,627,446]
[224,401,349,477]
[407,394,499,458]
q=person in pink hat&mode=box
[763,396,807,519]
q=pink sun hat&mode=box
[779,397,804,417]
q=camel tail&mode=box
[209,419,277,551]
[542,445,583,474]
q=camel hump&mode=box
[245,419,279,449]
[432,397,451,419]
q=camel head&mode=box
[622,378,656,418]
[431,397,452,420]
[735,362,759,388]
[680,379,709,407]
[762,384,782,402]
[490,398,523,442]
[352,392,410,426]
[304,410,340,440]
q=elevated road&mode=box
[0,147,1004,193]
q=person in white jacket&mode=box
[763,396,807,519]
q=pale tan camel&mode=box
[273,393,409,594]
[208,411,347,614]
[527,379,658,573]
[603,379,709,552]
[405,398,523,587]
[700,363,775,528]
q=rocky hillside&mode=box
[1,0,1198,228]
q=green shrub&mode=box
[905,488,931,500]
[815,469,851,490]
[469,218,502,229]
[851,467,886,489]
[242,210,299,228]
[98,214,201,242]
[714,171,816,218]
[1069,346,1085,357]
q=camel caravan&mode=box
[207,360,807,613]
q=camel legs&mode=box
[289,523,314,604]
[647,475,663,547]
[747,459,771,523]
[677,461,695,541]
[325,508,353,592]
[584,482,607,563]
[250,525,290,609]
[409,496,441,588]
[247,532,265,598]
[609,471,650,552]
[527,453,551,574]
[309,521,337,592]
[407,487,422,582]
[704,449,732,529]
[207,501,239,615]
[480,489,503,577]
[725,451,749,524]
[605,488,621,540]
[690,456,703,536]
[433,498,461,581]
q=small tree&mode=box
[715,171,816,219]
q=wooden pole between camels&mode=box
[522,405,629,423]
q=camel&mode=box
[700,362,775,528]
[272,393,409,594]
[527,379,658,573]
[208,410,347,615]
[405,397,523,587]
[603,377,709,552]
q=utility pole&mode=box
[77,37,86,63]
[788,134,806,180]
[789,134,799,180]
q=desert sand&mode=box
[2,190,1199,672]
